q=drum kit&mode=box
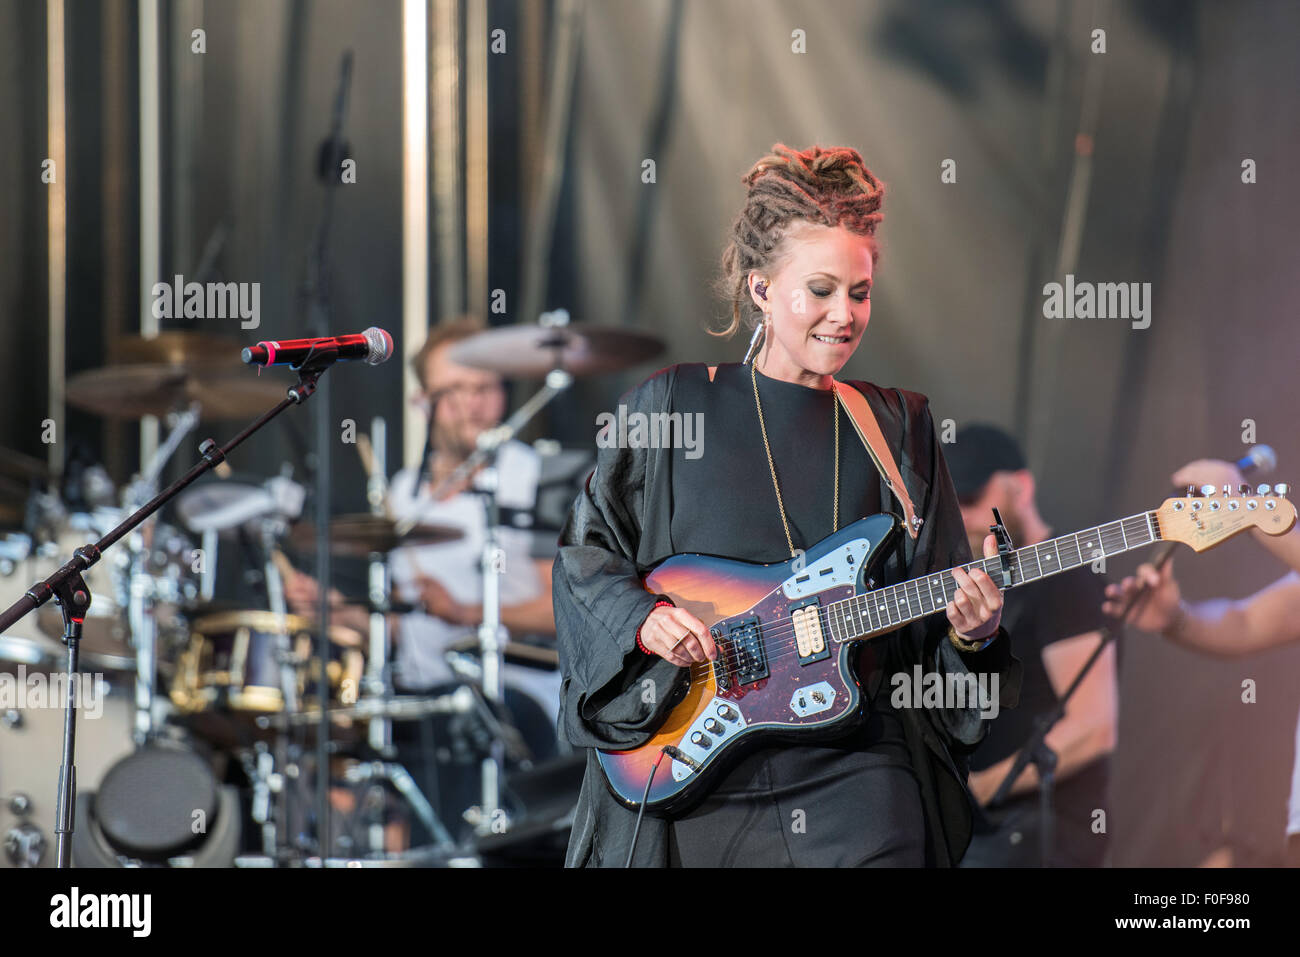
[0,313,662,867]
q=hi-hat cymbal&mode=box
[66,364,288,420]
[447,323,665,377]
[288,514,463,557]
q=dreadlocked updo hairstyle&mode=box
[714,143,885,339]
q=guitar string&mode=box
[667,514,1162,677]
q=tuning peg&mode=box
[1276,483,1290,496]
[1185,485,1199,497]
[1200,484,1217,497]
[1256,483,1271,496]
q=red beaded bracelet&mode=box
[635,600,676,654]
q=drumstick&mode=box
[355,433,377,479]
[269,546,297,585]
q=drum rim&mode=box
[190,609,361,647]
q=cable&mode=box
[625,748,669,867]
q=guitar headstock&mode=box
[1156,483,1296,552]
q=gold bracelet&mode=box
[948,624,994,653]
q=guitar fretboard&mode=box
[824,511,1161,643]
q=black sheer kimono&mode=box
[553,362,1022,867]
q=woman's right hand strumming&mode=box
[639,604,716,666]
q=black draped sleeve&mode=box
[552,369,689,751]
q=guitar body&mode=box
[596,513,901,814]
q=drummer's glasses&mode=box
[427,381,505,405]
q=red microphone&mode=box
[241,327,393,367]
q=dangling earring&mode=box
[743,312,769,365]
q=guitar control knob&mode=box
[690,731,711,749]
[717,705,738,722]
[704,718,723,735]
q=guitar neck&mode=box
[826,511,1161,642]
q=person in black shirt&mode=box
[946,424,1116,867]
[552,144,1021,867]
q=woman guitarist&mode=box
[553,143,1020,867]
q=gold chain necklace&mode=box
[751,362,839,558]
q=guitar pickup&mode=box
[790,598,830,665]
[724,617,768,685]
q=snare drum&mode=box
[170,611,364,714]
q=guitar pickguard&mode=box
[781,538,872,600]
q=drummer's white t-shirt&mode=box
[387,440,543,690]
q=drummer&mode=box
[284,315,556,688]
[284,316,557,841]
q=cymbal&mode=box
[288,514,463,557]
[447,323,665,377]
[110,331,248,367]
[66,364,287,420]
[0,445,51,481]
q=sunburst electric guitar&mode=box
[597,486,1296,812]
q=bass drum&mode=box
[0,634,135,868]
[71,740,242,868]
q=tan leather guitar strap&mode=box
[706,365,918,539]
[833,380,920,540]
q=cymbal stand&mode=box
[124,402,198,744]
[440,361,573,835]
[360,416,395,756]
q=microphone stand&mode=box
[988,539,1179,866]
[0,366,337,868]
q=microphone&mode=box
[241,327,393,367]
[1236,444,1277,476]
